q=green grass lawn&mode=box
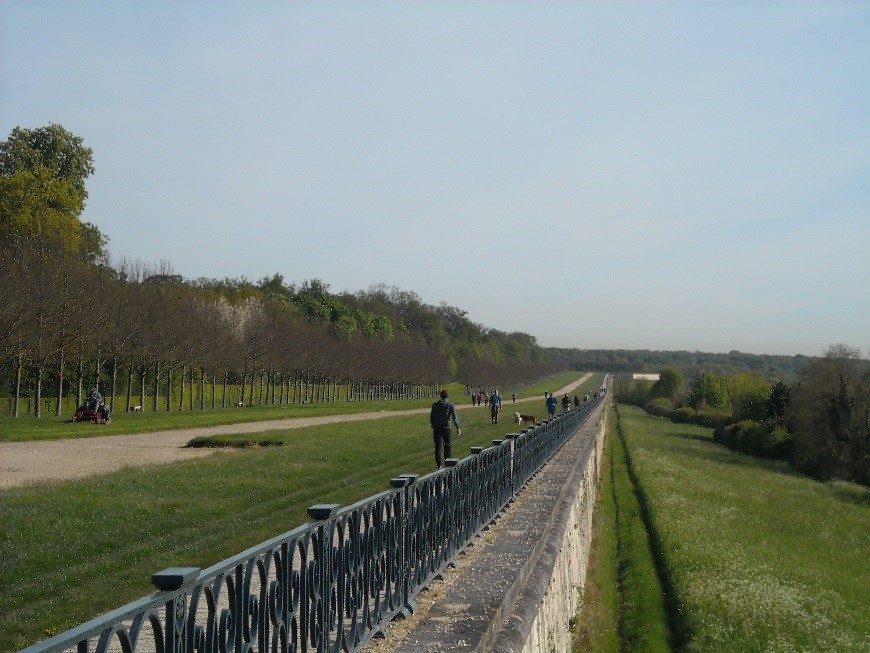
[0,373,603,651]
[573,408,619,653]
[0,371,585,442]
[614,404,869,652]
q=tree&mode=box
[650,367,684,401]
[729,373,772,421]
[688,372,729,412]
[0,123,94,213]
[766,380,790,422]
[0,124,107,262]
[789,344,869,484]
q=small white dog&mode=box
[131,405,142,413]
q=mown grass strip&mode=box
[612,407,671,652]
[618,405,870,652]
[572,407,619,653]
[0,374,604,651]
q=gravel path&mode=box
[0,374,592,489]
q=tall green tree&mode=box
[650,367,684,400]
[0,123,94,213]
[789,344,869,484]
[729,373,772,421]
[688,372,729,412]
[0,124,106,262]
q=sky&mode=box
[2,2,868,357]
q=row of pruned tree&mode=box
[0,252,566,417]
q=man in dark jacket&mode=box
[430,389,461,468]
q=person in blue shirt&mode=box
[489,388,502,424]
[429,389,461,468]
[546,393,558,418]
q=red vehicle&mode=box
[73,389,110,423]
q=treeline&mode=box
[551,347,813,382]
[615,344,870,485]
[0,124,564,417]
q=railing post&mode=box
[151,567,200,653]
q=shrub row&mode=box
[713,419,793,460]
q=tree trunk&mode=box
[76,354,84,409]
[34,363,44,418]
[110,357,118,412]
[166,360,173,412]
[153,360,161,412]
[179,364,185,412]
[55,349,66,417]
[222,368,228,408]
[13,354,23,417]
[125,352,134,412]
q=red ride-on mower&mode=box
[73,388,110,423]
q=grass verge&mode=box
[619,404,870,652]
[572,407,619,653]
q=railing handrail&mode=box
[19,395,606,653]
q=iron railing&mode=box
[20,398,603,653]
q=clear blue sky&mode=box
[2,2,868,357]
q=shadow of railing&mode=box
[20,399,604,653]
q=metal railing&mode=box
[20,398,603,653]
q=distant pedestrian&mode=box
[511,393,516,403]
[430,389,461,469]
[546,393,558,418]
[573,395,580,407]
[489,388,502,424]
[561,393,571,412]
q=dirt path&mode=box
[0,374,592,489]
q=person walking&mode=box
[546,393,558,418]
[430,389,461,469]
[561,393,571,412]
[489,388,502,424]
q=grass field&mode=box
[0,371,584,442]
[581,404,870,652]
[0,373,601,651]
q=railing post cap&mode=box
[307,503,341,520]
[491,439,503,446]
[389,477,411,488]
[444,458,459,467]
[152,567,200,591]
[470,446,484,454]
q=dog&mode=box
[514,412,536,426]
[131,405,141,413]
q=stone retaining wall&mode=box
[488,402,607,653]
[520,407,605,652]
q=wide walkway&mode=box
[0,374,592,489]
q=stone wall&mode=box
[518,406,606,652]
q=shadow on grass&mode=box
[186,436,285,449]
[615,407,692,650]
